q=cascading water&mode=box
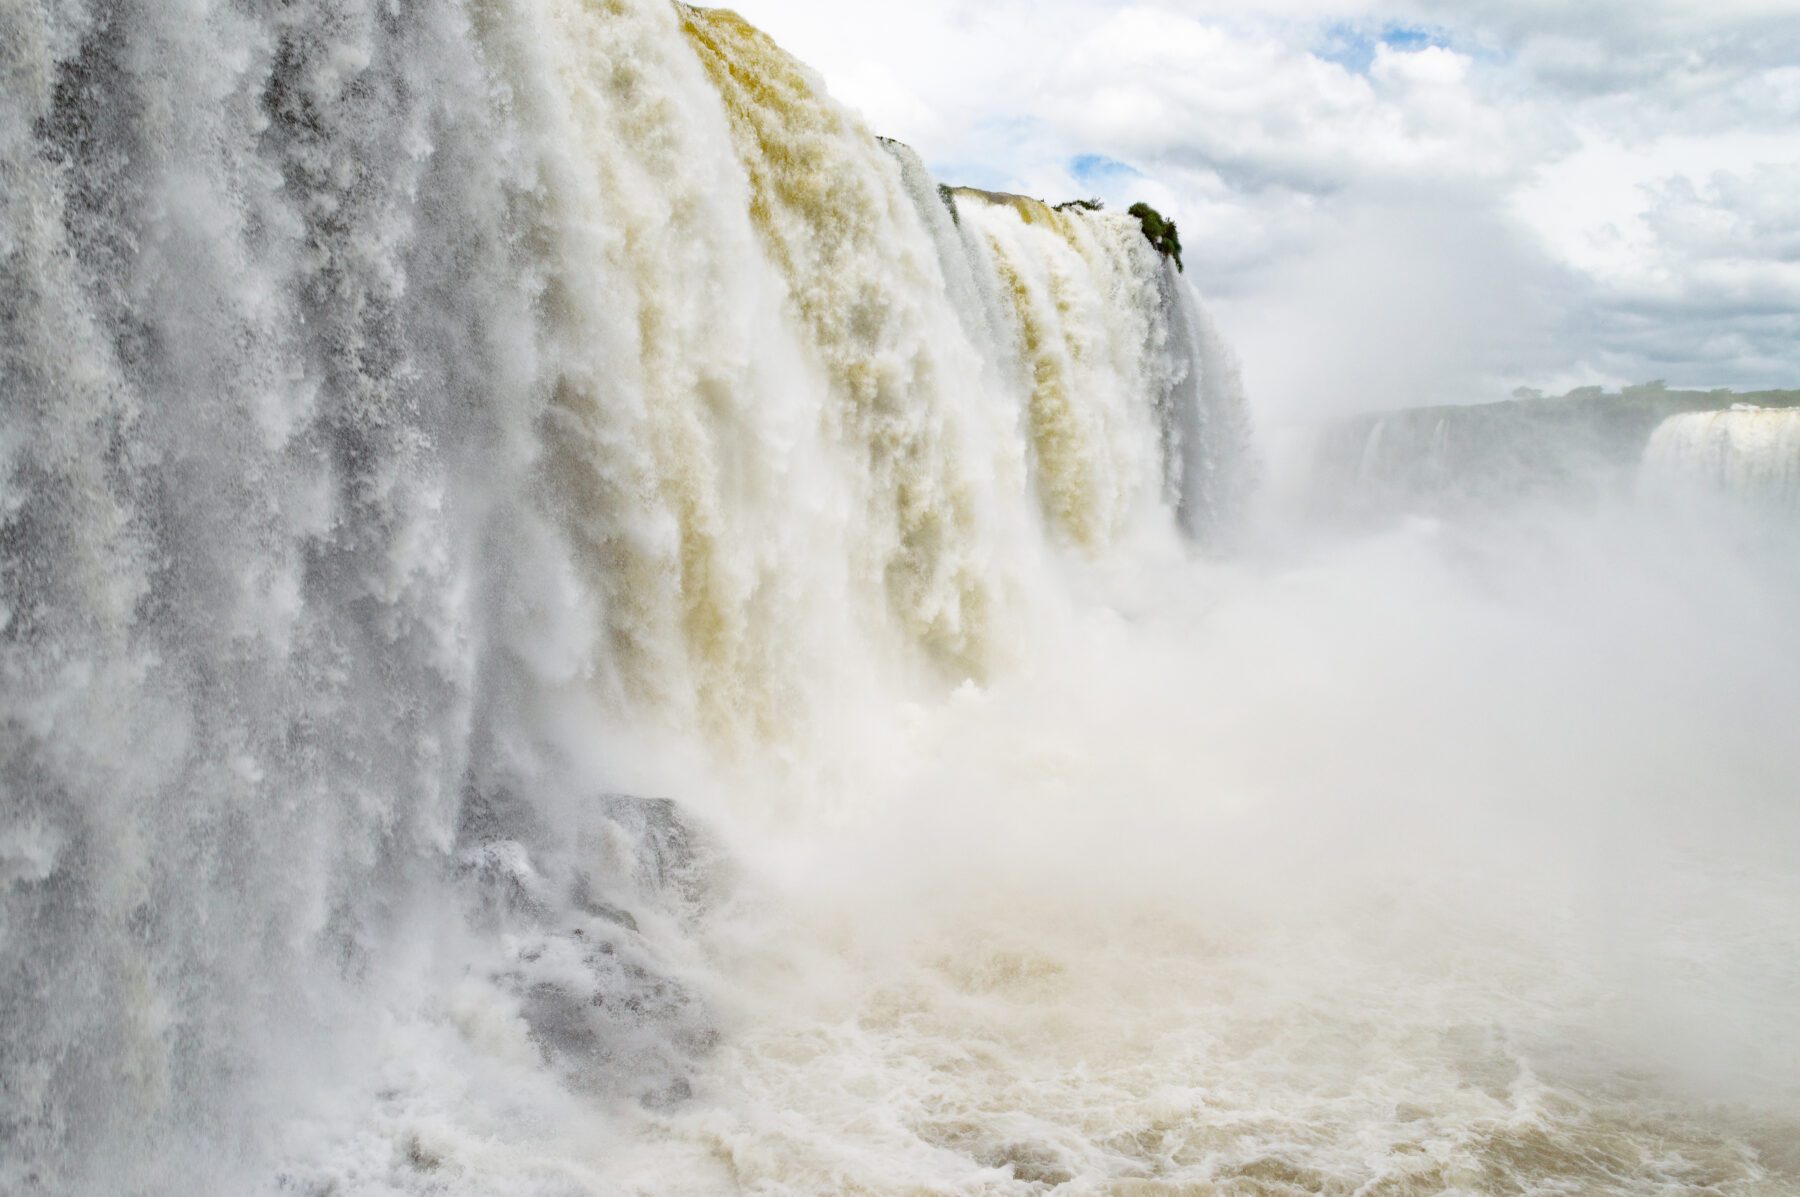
[2,1,1248,1192]
[1641,405,1800,509]
[7,3,1800,1195]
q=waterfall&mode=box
[1641,406,1800,509]
[0,1,1249,1191]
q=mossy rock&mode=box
[936,182,960,225]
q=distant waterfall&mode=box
[1642,406,1800,509]
[1283,389,1800,524]
[0,0,1249,1191]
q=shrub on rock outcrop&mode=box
[1128,202,1182,271]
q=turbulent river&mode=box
[3,2,1798,1194]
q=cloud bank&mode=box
[725,0,1800,419]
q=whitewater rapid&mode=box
[4,2,1799,1195]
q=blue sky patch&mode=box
[1071,153,1142,183]
[1316,23,1449,73]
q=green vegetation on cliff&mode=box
[1128,202,1182,271]
[926,177,1186,274]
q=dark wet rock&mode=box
[503,927,711,1106]
[570,874,639,933]
[455,778,544,847]
[453,785,717,1109]
[641,1073,692,1109]
[455,839,551,921]
[596,793,709,911]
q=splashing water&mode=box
[3,2,1796,1195]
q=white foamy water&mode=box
[1643,406,1800,510]
[3,2,1796,1194]
[274,509,1800,1196]
[587,507,1800,1196]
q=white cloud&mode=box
[725,0,1800,418]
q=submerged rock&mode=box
[596,793,711,912]
[455,787,718,1107]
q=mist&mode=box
[587,455,1800,1192]
[1216,195,1566,423]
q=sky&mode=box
[722,0,1800,420]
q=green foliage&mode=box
[1128,201,1182,271]
[1053,197,1105,212]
